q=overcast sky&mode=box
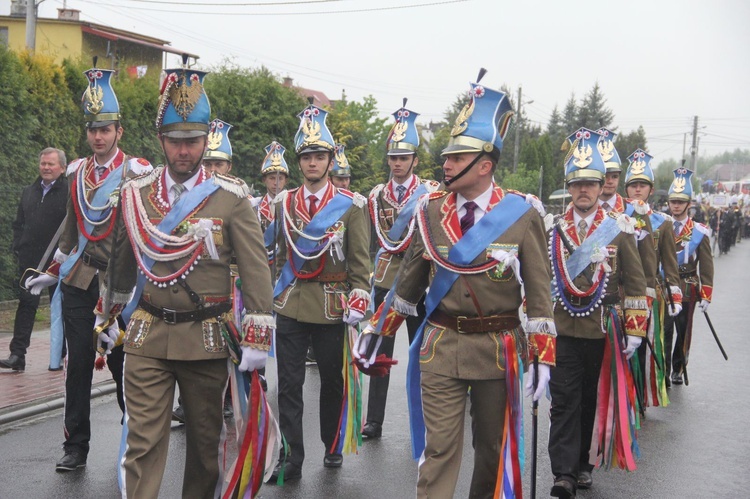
[25,0,750,167]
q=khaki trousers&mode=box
[417,371,507,499]
[121,354,228,499]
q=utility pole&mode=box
[25,0,37,52]
[690,115,699,174]
[538,164,544,199]
[682,132,688,161]
[512,85,522,173]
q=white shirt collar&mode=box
[457,184,494,215]
[599,194,617,208]
[165,167,202,198]
[390,175,415,191]
[573,209,597,229]
[94,148,120,169]
[303,182,329,200]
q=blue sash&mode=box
[49,164,125,368]
[649,212,666,231]
[263,221,276,248]
[370,183,429,310]
[676,227,705,265]
[564,215,621,280]
[405,193,530,459]
[273,193,354,298]
[121,178,221,323]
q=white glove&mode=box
[697,300,710,313]
[524,363,551,402]
[668,302,683,317]
[239,346,267,372]
[343,309,365,325]
[94,315,120,355]
[25,273,58,295]
[622,336,643,360]
[352,326,382,367]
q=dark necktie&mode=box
[95,165,107,182]
[601,201,611,212]
[578,219,588,243]
[308,195,318,217]
[171,183,186,206]
[674,221,682,236]
[396,185,406,204]
[460,201,478,235]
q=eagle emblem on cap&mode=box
[572,143,593,169]
[673,177,686,192]
[84,85,104,115]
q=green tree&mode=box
[577,82,615,130]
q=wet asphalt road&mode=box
[1,240,749,498]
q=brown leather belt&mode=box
[307,272,347,283]
[81,251,108,271]
[138,298,231,325]
[429,309,520,333]
[565,292,620,307]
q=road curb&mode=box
[0,380,116,426]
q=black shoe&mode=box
[665,376,671,388]
[671,372,684,385]
[48,365,63,372]
[577,470,593,489]
[323,452,343,468]
[55,450,86,472]
[259,374,268,392]
[362,422,382,439]
[0,354,25,371]
[268,461,302,484]
[172,405,186,424]
[551,478,576,498]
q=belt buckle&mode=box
[162,308,178,325]
[455,315,468,333]
[568,295,583,306]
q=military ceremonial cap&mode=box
[294,104,335,155]
[624,148,655,186]
[204,119,233,161]
[563,128,607,184]
[331,144,351,178]
[156,62,211,138]
[386,98,420,156]
[82,64,120,128]
[260,141,289,176]
[668,166,694,201]
[595,127,622,173]
[442,68,514,160]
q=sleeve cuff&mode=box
[624,309,649,337]
[528,333,556,366]
[46,261,61,277]
[669,285,684,304]
[369,301,407,337]
[347,288,371,315]
[700,285,713,302]
[241,312,275,349]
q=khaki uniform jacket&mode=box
[673,217,714,302]
[58,151,152,290]
[108,167,273,361]
[369,176,439,290]
[650,212,681,297]
[274,182,371,324]
[392,187,554,380]
[553,206,648,340]
[607,195,658,298]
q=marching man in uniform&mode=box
[356,71,556,499]
[98,65,273,497]
[252,141,289,260]
[623,149,683,396]
[664,167,714,386]
[363,99,438,440]
[547,128,648,498]
[270,103,371,482]
[24,65,153,472]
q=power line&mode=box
[76,0,471,16]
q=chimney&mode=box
[10,0,27,17]
[57,8,81,21]
[282,76,293,88]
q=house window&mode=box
[0,27,8,47]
